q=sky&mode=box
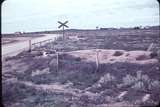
[1,0,159,33]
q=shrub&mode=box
[31,68,50,77]
[98,73,115,84]
[122,74,136,85]
[141,74,150,82]
[2,82,36,103]
[148,80,160,91]
[132,81,145,90]
[150,52,158,58]
[133,26,140,29]
[157,50,160,62]
[113,51,123,56]
[30,51,42,56]
[136,70,142,80]
[135,55,148,60]
[56,36,63,41]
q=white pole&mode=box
[63,26,64,40]
[57,52,59,72]
[147,43,154,51]
[29,40,31,52]
[96,51,99,71]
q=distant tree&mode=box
[133,26,140,30]
[96,26,99,29]
[100,28,108,30]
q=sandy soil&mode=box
[2,37,36,45]
[67,49,158,64]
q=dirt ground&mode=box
[2,28,160,107]
[1,34,44,45]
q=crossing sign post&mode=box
[58,21,69,39]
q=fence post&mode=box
[40,42,41,47]
[96,50,99,72]
[29,40,31,52]
[50,39,52,49]
[147,43,153,51]
[63,26,64,40]
[56,52,59,72]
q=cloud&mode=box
[2,0,159,33]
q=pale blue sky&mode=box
[2,0,159,33]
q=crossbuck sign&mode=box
[58,21,69,39]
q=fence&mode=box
[31,39,53,50]
[52,49,101,72]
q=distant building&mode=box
[143,26,150,29]
[15,32,22,34]
[14,32,22,36]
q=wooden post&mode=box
[40,42,41,47]
[147,43,153,51]
[96,51,99,72]
[50,40,52,49]
[29,40,31,52]
[2,57,5,65]
[56,52,59,72]
[63,26,64,40]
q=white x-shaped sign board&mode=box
[58,21,69,28]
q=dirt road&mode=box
[2,34,61,57]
